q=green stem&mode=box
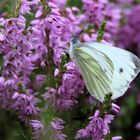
[0,0,9,10]
[99,92,112,117]
[13,0,17,16]
[99,93,113,139]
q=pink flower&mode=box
[19,0,31,15]
[50,118,67,140]
[54,68,59,76]
[30,120,44,139]
[112,136,122,140]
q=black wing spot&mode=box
[119,68,123,73]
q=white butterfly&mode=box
[69,38,140,102]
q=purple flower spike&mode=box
[50,118,67,140]
[76,110,114,140]
[30,120,44,140]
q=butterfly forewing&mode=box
[110,50,140,99]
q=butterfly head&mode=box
[71,36,80,46]
[69,36,80,59]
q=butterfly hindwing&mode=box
[74,45,114,101]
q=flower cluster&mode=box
[117,5,140,55]
[0,14,40,121]
[49,118,67,140]
[76,110,114,140]
[0,0,85,138]
[76,103,121,140]
[56,62,84,110]
[82,0,121,42]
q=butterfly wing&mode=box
[83,42,140,100]
[73,44,114,101]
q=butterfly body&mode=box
[69,40,140,102]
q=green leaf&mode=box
[97,20,106,42]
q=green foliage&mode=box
[24,13,35,29]
[58,94,96,140]
[0,110,31,140]
[97,20,106,42]
[112,92,139,140]
[0,0,18,18]
[99,92,112,117]
[0,0,12,13]
[67,0,82,9]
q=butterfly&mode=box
[69,38,140,102]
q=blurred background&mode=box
[0,0,140,140]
